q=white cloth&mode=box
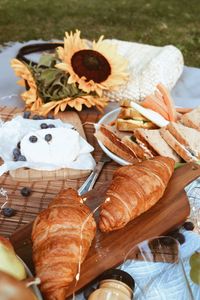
[171,66,200,108]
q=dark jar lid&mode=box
[99,268,135,291]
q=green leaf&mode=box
[30,57,92,104]
[39,69,61,87]
[38,54,56,67]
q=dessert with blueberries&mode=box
[16,127,94,169]
[0,115,95,175]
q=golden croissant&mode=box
[32,188,96,300]
[99,156,175,232]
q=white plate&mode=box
[97,108,130,166]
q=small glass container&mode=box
[88,269,134,300]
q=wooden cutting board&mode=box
[0,107,92,181]
[10,163,200,298]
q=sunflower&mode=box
[56,30,129,97]
[11,58,43,111]
[11,57,108,115]
[38,94,108,115]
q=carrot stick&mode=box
[176,107,193,114]
[154,90,170,117]
[150,94,169,115]
[142,95,170,120]
[155,90,164,102]
[157,83,176,121]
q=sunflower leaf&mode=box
[39,69,61,87]
[29,56,92,104]
[38,54,56,67]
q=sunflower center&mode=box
[71,49,111,83]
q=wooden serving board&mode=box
[10,163,200,298]
[0,107,92,181]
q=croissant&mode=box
[99,156,175,232]
[32,188,96,300]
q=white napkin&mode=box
[0,116,95,175]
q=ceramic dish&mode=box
[97,108,130,166]
[96,107,191,169]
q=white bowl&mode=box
[97,108,130,166]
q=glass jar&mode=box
[88,269,134,300]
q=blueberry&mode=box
[170,232,185,245]
[18,155,27,161]
[32,114,41,120]
[176,233,186,245]
[183,221,194,231]
[2,207,16,217]
[23,111,31,119]
[17,141,21,149]
[13,148,21,157]
[47,114,54,119]
[40,123,48,129]
[48,124,55,128]
[29,135,38,143]
[45,134,52,142]
[20,187,32,197]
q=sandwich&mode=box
[117,83,178,132]
[180,106,200,131]
[121,135,152,160]
[116,100,158,132]
[160,122,200,162]
[133,128,181,162]
[117,107,157,131]
[94,124,141,163]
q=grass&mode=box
[0,0,199,66]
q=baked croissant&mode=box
[99,156,175,232]
[32,188,96,300]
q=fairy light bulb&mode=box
[0,187,8,211]
[105,197,110,203]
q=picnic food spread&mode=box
[0,30,200,300]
